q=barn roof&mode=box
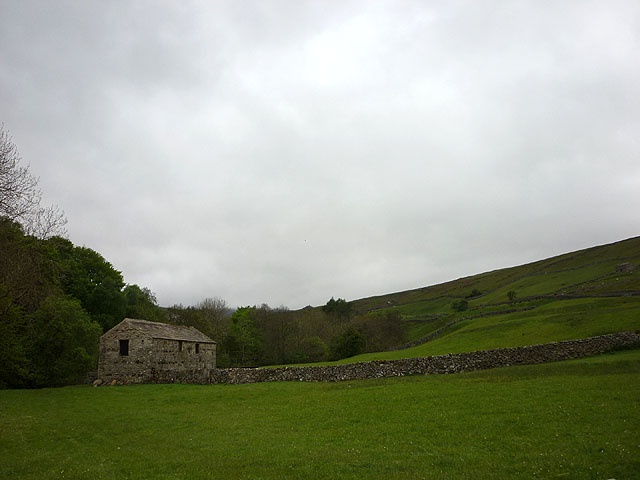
[123,318,216,343]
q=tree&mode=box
[223,307,263,367]
[0,289,29,388]
[353,311,405,352]
[0,217,59,314]
[330,326,364,360]
[254,304,297,365]
[196,296,230,342]
[465,289,482,299]
[299,336,329,362]
[26,295,102,387]
[124,284,166,323]
[451,299,468,312]
[507,290,517,303]
[322,297,352,321]
[51,242,127,331]
[167,304,208,336]
[0,126,67,239]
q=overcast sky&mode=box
[1,1,639,309]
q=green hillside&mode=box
[308,236,640,365]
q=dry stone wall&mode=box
[123,331,640,386]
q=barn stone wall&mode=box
[98,325,216,384]
[150,339,215,380]
[98,323,154,383]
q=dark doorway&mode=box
[119,339,129,356]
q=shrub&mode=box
[451,299,469,312]
[330,327,365,360]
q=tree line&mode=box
[160,296,405,368]
[202,299,405,367]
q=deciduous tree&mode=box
[196,296,230,342]
[124,284,166,323]
[26,295,101,387]
[322,297,352,321]
[223,307,263,366]
[330,326,364,360]
[0,126,67,239]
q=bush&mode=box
[451,299,469,312]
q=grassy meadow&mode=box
[2,349,639,479]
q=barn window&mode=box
[119,339,129,356]
[195,343,200,354]
[178,341,183,352]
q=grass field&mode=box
[2,349,639,479]
[292,296,640,366]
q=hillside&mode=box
[304,236,640,365]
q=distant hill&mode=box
[350,236,640,313]
[305,236,640,365]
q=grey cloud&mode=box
[1,1,639,308]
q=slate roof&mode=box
[123,318,216,343]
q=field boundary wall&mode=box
[135,331,640,385]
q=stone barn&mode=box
[98,318,216,384]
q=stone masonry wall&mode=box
[127,331,640,386]
[98,325,216,384]
[98,323,154,383]
[150,339,215,380]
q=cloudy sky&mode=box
[1,1,639,309]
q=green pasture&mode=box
[2,350,639,480]
[391,296,455,317]
[317,296,640,365]
[479,266,636,305]
[402,315,452,341]
[567,272,640,295]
